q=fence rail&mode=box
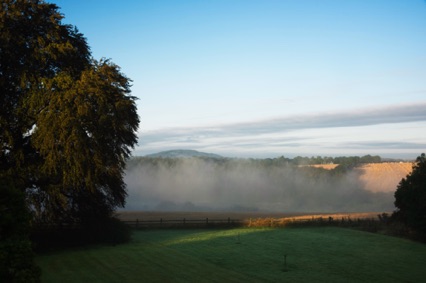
[122,217,242,228]
[122,217,331,228]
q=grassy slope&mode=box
[36,227,426,283]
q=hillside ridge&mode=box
[145,149,223,159]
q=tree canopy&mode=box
[394,153,426,235]
[0,0,139,223]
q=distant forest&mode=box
[127,154,385,169]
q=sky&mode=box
[53,0,426,159]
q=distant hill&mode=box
[145,149,223,159]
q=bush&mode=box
[32,216,132,252]
[0,179,41,282]
[82,216,132,245]
[0,239,41,283]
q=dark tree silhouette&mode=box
[1,0,139,223]
[1,4,140,279]
[394,153,426,235]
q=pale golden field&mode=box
[307,164,339,170]
[308,162,413,193]
[354,162,413,193]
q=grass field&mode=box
[36,227,426,283]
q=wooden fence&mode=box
[122,217,304,229]
[122,217,242,229]
[121,215,382,229]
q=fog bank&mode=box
[124,158,394,212]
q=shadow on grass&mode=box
[36,227,426,283]
[130,227,426,283]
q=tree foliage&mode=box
[394,153,426,235]
[0,0,139,224]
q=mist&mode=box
[124,158,395,213]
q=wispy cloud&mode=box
[135,103,426,157]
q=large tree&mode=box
[0,0,139,224]
[394,153,426,235]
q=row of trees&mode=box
[127,154,383,170]
[289,154,382,165]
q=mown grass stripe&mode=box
[37,227,426,283]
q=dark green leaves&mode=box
[394,153,426,234]
[1,0,139,223]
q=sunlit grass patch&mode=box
[161,228,264,245]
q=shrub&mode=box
[393,153,426,239]
[0,179,40,282]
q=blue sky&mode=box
[53,0,426,159]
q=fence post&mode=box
[183,218,186,225]
[136,219,139,228]
[228,217,230,225]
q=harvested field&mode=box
[355,162,413,193]
[305,162,413,192]
[307,164,339,170]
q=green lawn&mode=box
[36,227,426,282]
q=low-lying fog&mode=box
[124,158,395,212]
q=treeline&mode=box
[241,154,382,167]
[125,155,374,186]
[288,154,382,165]
[127,154,382,169]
